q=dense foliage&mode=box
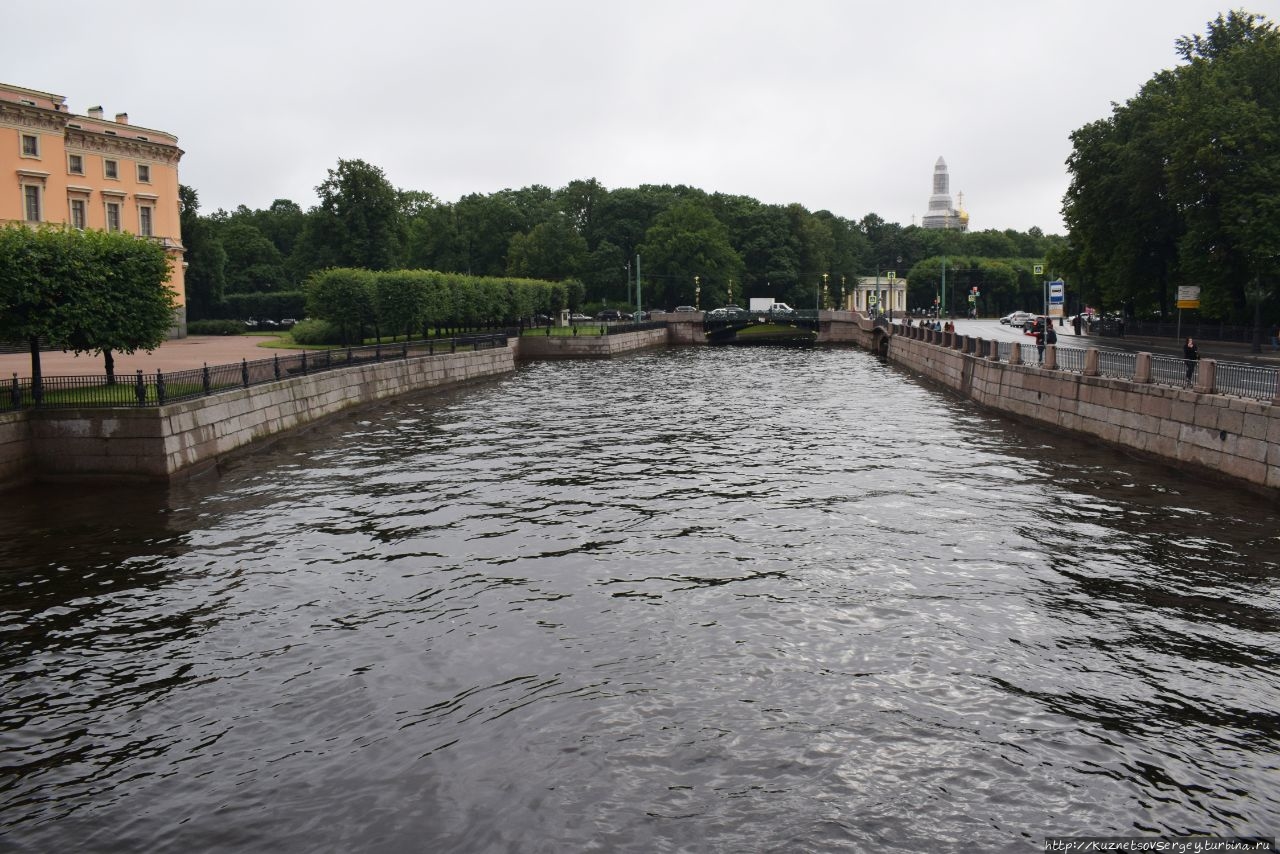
[0,224,174,381]
[304,268,568,344]
[183,164,1065,321]
[1060,11,1279,327]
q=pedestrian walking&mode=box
[1072,314,1082,336]
[1183,337,1199,385]
[1034,320,1046,363]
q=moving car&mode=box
[673,305,698,313]
[1002,311,1034,326]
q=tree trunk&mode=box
[104,349,116,385]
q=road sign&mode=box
[886,271,896,281]
[1033,264,1044,276]
[1176,285,1201,309]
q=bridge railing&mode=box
[1,333,508,412]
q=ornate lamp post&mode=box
[694,275,701,310]
[822,273,829,310]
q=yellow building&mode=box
[0,82,187,336]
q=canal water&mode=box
[1,346,1278,852]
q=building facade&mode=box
[921,156,969,232]
[846,275,907,316]
[0,82,187,336]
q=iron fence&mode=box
[1215,360,1279,400]
[1095,350,1137,380]
[1,334,507,412]
[1055,346,1087,374]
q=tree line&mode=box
[1058,10,1279,333]
[182,167,1069,324]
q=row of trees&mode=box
[0,225,173,382]
[305,268,569,344]
[182,167,1067,323]
[1059,10,1279,331]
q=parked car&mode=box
[596,309,623,321]
[569,312,592,322]
[673,305,698,313]
[1002,311,1034,326]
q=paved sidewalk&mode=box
[0,335,306,378]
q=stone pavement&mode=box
[0,335,306,378]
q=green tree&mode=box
[305,267,376,344]
[506,216,588,281]
[639,199,743,308]
[304,159,403,271]
[0,225,172,384]
[180,185,227,321]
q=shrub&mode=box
[289,318,343,346]
[186,319,246,336]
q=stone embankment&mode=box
[888,324,1280,493]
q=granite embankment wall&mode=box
[3,344,516,485]
[889,330,1280,492]
[515,327,668,359]
[0,328,672,487]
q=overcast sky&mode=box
[9,0,1260,234]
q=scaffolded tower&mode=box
[921,156,968,231]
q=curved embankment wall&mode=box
[6,344,516,484]
[888,329,1280,493]
[0,328,672,487]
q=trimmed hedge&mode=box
[186,319,247,336]
[304,268,569,340]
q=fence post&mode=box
[347,346,353,365]
[1084,348,1100,377]
[10,374,19,409]
[402,342,408,359]
[273,355,280,380]
[202,363,211,395]
[135,370,146,406]
[156,370,166,405]
[1194,359,1216,394]
[429,339,434,355]
[451,337,457,354]
[376,344,382,362]
[1045,345,1058,370]
[300,351,308,375]
[1011,342,1023,365]
[1133,352,1152,383]
[241,359,249,388]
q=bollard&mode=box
[135,369,146,405]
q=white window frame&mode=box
[69,197,87,230]
[104,199,122,232]
[20,133,40,159]
[136,163,151,183]
[23,184,42,222]
[68,153,84,175]
[104,159,119,180]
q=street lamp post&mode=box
[694,275,700,310]
[840,275,846,311]
[822,273,829,311]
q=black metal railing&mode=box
[1,333,508,412]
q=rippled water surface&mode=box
[2,346,1279,852]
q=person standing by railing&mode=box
[1183,338,1199,385]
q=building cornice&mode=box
[0,101,69,134]
[65,127,182,165]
